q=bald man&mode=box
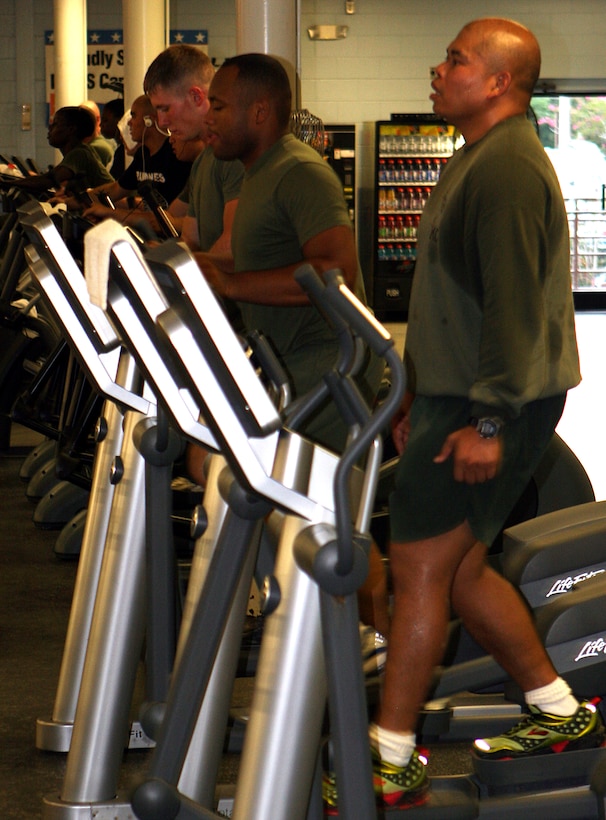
[81,100,115,168]
[323,17,603,814]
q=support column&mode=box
[53,0,87,110]
[235,0,300,107]
[123,0,168,109]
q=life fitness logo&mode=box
[575,637,606,663]
[543,568,606,663]
[546,568,605,598]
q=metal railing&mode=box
[567,196,606,290]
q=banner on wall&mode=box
[45,29,209,118]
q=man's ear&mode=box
[254,98,271,124]
[492,71,512,97]
[190,86,206,106]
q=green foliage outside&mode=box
[533,95,606,155]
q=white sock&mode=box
[368,722,415,767]
[524,677,579,717]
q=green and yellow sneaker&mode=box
[322,746,429,815]
[473,700,605,759]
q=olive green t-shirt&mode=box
[186,145,244,251]
[58,142,114,188]
[406,115,580,420]
[231,134,381,449]
[232,135,364,384]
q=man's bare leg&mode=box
[377,519,562,737]
[376,520,477,733]
[358,543,390,638]
[185,442,209,489]
[451,540,558,691]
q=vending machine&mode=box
[324,123,356,225]
[373,114,457,319]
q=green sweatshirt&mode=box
[406,114,580,420]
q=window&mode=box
[532,87,606,307]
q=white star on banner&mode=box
[174,32,184,42]
[90,32,100,43]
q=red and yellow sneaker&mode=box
[473,700,605,759]
[322,746,429,815]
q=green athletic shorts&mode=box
[389,393,567,545]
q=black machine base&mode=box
[472,741,606,794]
[472,743,606,818]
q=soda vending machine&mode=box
[373,114,457,319]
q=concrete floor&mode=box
[0,422,474,818]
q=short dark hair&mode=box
[55,106,97,140]
[102,98,124,119]
[144,44,214,95]
[222,53,292,128]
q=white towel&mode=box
[40,201,66,216]
[84,219,138,310]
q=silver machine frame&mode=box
[92,223,392,820]
[20,208,477,820]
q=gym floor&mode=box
[0,422,472,818]
[0,311,603,817]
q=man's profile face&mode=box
[148,84,208,142]
[100,109,120,139]
[47,113,71,148]
[430,25,496,127]
[128,101,151,145]
[205,65,256,164]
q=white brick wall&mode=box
[299,0,606,171]
[297,0,606,269]
[0,5,17,163]
[3,0,606,182]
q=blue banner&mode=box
[45,29,209,112]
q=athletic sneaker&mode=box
[473,700,605,759]
[322,746,429,815]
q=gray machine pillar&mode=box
[36,353,140,752]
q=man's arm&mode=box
[11,167,65,193]
[165,197,189,236]
[58,179,130,211]
[182,197,238,256]
[181,214,200,250]
[209,198,238,256]
[196,224,358,306]
[90,180,129,202]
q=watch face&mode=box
[477,418,500,438]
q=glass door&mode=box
[532,91,606,308]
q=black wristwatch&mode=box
[469,416,504,439]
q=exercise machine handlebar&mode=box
[293,263,406,591]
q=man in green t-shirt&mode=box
[324,18,604,815]
[11,106,113,195]
[144,45,243,258]
[143,45,247,491]
[198,53,383,452]
[146,49,388,637]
